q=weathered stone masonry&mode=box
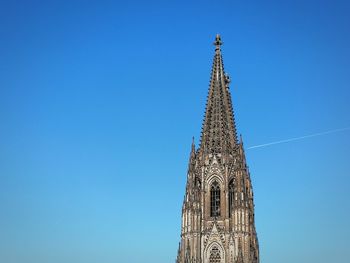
[176,35,259,263]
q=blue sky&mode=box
[0,1,350,262]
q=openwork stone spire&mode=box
[200,34,237,155]
[176,35,259,263]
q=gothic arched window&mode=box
[228,179,235,217]
[195,177,201,189]
[210,181,221,217]
[209,245,221,263]
[194,177,201,201]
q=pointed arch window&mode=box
[194,177,201,201]
[195,177,201,189]
[209,245,221,263]
[210,181,221,217]
[229,179,235,217]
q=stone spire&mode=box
[200,34,238,155]
[176,35,259,263]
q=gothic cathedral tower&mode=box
[176,35,259,263]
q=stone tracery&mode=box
[176,35,259,263]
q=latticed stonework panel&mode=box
[176,35,259,263]
[209,246,221,263]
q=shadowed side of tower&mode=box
[176,35,259,263]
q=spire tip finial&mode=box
[214,34,222,49]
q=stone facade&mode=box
[176,35,259,263]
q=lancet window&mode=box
[194,177,201,201]
[210,181,221,217]
[229,178,235,217]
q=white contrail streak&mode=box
[247,127,350,150]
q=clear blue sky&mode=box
[1,1,350,262]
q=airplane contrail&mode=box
[247,127,350,150]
